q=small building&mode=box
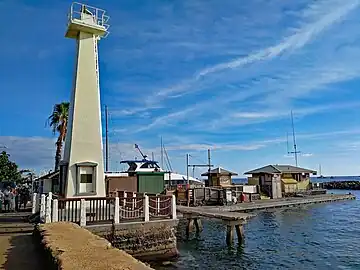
[201,167,238,187]
[105,172,137,194]
[35,171,60,194]
[244,165,317,198]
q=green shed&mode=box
[137,172,165,194]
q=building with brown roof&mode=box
[244,164,317,198]
[201,167,238,187]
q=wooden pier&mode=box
[206,194,356,212]
[177,193,356,246]
[177,205,254,245]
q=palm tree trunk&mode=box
[55,140,63,171]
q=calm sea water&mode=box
[155,189,360,270]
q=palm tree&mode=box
[47,102,70,171]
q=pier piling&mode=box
[179,207,253,245]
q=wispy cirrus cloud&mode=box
[149,0,359,102]
[207,101,360,130]
[113,0,360,137]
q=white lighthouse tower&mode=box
[60,3,110,198]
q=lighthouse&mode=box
[60,3,110,198]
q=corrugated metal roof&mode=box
[201,167,238,176]
[244,164,316,175]
[273,165,316,174]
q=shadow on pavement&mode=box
[0,212,45,270]
[2,234,44,270]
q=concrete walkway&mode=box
[0,211,44,269]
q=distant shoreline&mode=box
[232,176,360,184]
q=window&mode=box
[140,163,150,169]
[140,162,161,169]
[80,173,93,183]
[76,164,97,194]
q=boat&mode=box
[119,159,204,187]
[119,144,204,187]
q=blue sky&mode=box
[1,0,360,177]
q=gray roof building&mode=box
[244,165,316,175]
[201,167,238,176]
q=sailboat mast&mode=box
[288,110,301,166]
[160,136,164,169]
[291,111,298,166]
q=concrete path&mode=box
[0,211,44,270]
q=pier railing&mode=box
[32,192,176,226]
[149,195,173,219]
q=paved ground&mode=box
[0,211,44,270]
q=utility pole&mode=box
[208,149,211,173]
[186,151,214,206]
[186,154,189,186]
[105,105,109,172]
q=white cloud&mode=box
[208,101,360,129]
[151,0,359,100]
[0,136,56,172]
[132,107,195,133]
[115,0,360,136]
[1,128,359,173]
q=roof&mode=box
[36,170,59,181]
[120,160,159,164]
[244,165,316,175]
[201,167,238,176]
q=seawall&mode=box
[321,181,360,190]
[87,219,179,262]
[33,222,153,270]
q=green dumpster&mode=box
[137,172,165,194]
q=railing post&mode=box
[40,194,46,222]
[32,193,37,214]
[156,196,160,214]
[36,193,40,212]
[171,194,177,220]
[144,195,149,222]
[123,192,127,207]
[80,199,86,227]
[132,192,136,209]
[52,199,59,222]
[114,197,120,224]
[45,194,52,223]
[48,192,53,201]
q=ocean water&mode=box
[233,176,360,184]
[156,190,360,270]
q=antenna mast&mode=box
[288,110,301,166]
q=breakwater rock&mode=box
[322,181,360,190]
